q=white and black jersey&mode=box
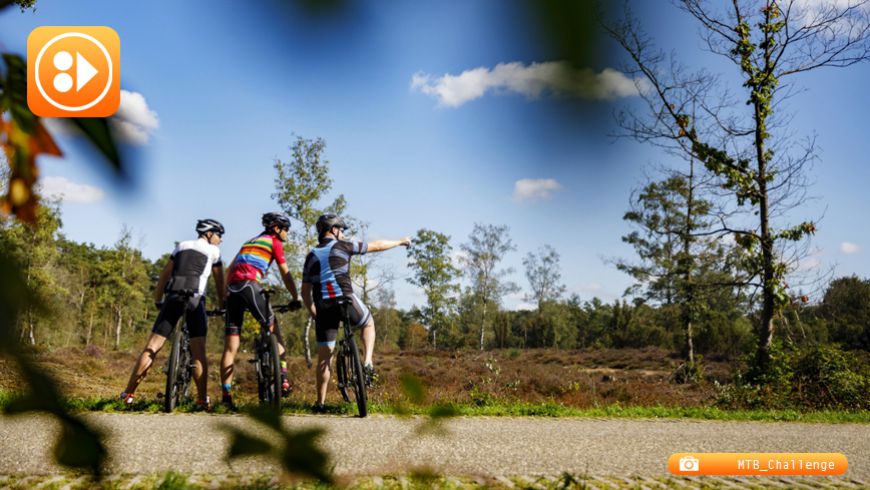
[165,239,222,296]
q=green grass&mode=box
[2,389,867,423]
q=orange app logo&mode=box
[27,26,120,117]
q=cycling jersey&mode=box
[226,233,286,284]
[165,239,222,297]
[303,238,371,346]
[302,238,368,302]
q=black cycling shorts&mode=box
[314,294,371,347]
[225,281,274,336]
[152,295,207,339]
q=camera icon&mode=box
[679,455,700,472]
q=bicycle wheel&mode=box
[335,343,351,403]
[346,335,368,418]
[164,327,182,413]
[267,334,282,410]
[179,345,192,403]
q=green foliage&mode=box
[817,276,870,350]
[271,134,347,264]
[459,223,518,349]
[155,472,195,490]
[406,229,460,348]
[671,356,704,384]
[719,342,870,410]
[11,0,37,11]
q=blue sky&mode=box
[2,1,868,310]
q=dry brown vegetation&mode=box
[0,346,734,409]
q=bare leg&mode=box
[360,318,376,366]
[220,335,240,388]
[316,344,334,405]
[190,336,208,402]
[124,333,167,394]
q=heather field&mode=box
[1,346,731,410]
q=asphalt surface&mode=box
[0,413,867,479]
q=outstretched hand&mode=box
[399,237,412,247]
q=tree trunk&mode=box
[114,307,123,350]
[27,310,35,346]
[755,96,775,375]
[479,302,487,351]
[753,2,777,377]
[85,311,94,346]
[683,156,696,366]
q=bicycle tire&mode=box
[267,334,282,410]
[335,344,351,403]
[347,335,368,417]
[179,346,192,402]
[164,327,182,413]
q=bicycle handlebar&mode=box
[273,300,302,313]
[206,309,225,317]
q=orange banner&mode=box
[668,453,848,476]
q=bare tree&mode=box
[523,245,566,312]
[606,0,870,375]
[349,221,396,305]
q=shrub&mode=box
[717,342,870,410]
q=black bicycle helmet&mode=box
[262,212,291,230]
[196,218,225,236]
[316,213,348,235]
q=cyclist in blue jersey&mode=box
[301,214,410,411]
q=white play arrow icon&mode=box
[76,52,98,92]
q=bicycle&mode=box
[248,288,300,410]
[163,292,223,413]
[332,298,368,418]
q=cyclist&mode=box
[301,213,410,411]
[220,212,300,409]
[120,219,226,410]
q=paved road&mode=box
[0,413,867,480]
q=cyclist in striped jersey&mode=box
[219,212,300,408]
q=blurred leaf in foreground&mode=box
[223,406,333,484]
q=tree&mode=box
[272,134,348,263]
[102,227,149,350]
[617,169,743,366]
[819,276,870,350]
[406,229,460,349]
[0,204,62,345]
[523,245,566,312]
[606,1,870,375]
[522,245,566,348]
[459,223,519,350]
[272,134,349,363]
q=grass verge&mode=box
[1,389,868,423]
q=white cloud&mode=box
[42,90,160,145]
[841,242,861,255]
[111,90,159,145]
[411,61,644,107]
[38,176,105,203]
[512,178,562,202]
